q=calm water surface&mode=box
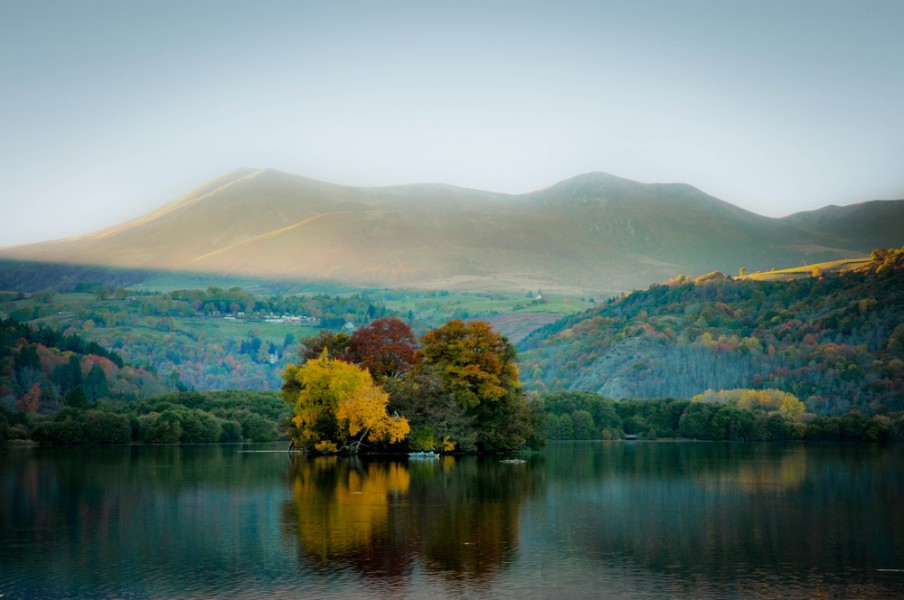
[1,441,902,599]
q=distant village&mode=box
[221,312,322,327]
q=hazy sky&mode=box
[2,0,903,246]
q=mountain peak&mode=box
[546,171,637,190]
[2,168,901,294]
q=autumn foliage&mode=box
[691,388,806,421]
[419,320,516,408]
[284,319,537,454]
[345,317,421,381]
[282,350,410,453]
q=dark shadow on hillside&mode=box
[0,259,358,295]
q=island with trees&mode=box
[3,249,904,449]
[281,318,540,454]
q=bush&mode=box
[219,420,243,443]
[31,419,84,445]
[177,409,222,443]
[138,411,183,443]
[83,411,131,443]
[7,423,30,441]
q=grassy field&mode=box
[164,315,320,343]
[739,257,872,281]
[131,271,361,296]
[383,289,596,328]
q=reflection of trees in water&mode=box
[282,454,545,584]
[282,456,415,578]
[540,442,904,593]
[697,448,806,493]
[1,446,294,597]
[545,442,808,491]
[411,456,544,582]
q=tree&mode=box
[548,413,573,440]
[64,385,88,409]
[54,355,83,393]
[692,388,806,422]
[219,419,244,443]
[384,369,475,452]
[420,320,517,409]
[178,409,222,443]
[14,343,40,372]
[337,382,410,453]
[138,411,183,443]
[17,382,42,414]
[346,317,421,381]
[418,320,531,452]
[282,350,409,453]
[298,331,350,361]
[888,324,904,356]
[679,403,713,439]
[84,363,110,402]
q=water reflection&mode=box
[532,442,904,595]
[282,454,545,583]
[1,445,299,599]
[282,456,413,577]
[717,449,807,492]
[2,443,902,599]
[542,441,814,494]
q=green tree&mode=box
[219,419,244,443]
[572,409,595,439]
[178,409,222,443]
[384,369,474,452]
[64,385,88,408]
[551,413,574,439]
[83,411,131,443]
[138,411,183,443]
[679,403,713,439]
[297,331,350,361]
[84,363,110,402]
[54,355,83,392]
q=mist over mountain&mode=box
[3,168,902,294]
[784,200,904,251]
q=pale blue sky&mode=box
[2,0,903,246]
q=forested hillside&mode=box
[0,317,168,417]
[519,249,904,416]
[0,286,393,393]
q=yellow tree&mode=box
[692,388,806,422]
[337,384,410,453]
[282,350,409,453]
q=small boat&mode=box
[408,450,440,459]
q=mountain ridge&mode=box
[3,169,903,294]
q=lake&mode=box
[2,441,902,599]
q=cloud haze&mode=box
[2,0,903,245]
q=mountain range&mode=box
[3,168,903,294]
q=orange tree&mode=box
[410,320,535,452]
[281,350,409,454]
